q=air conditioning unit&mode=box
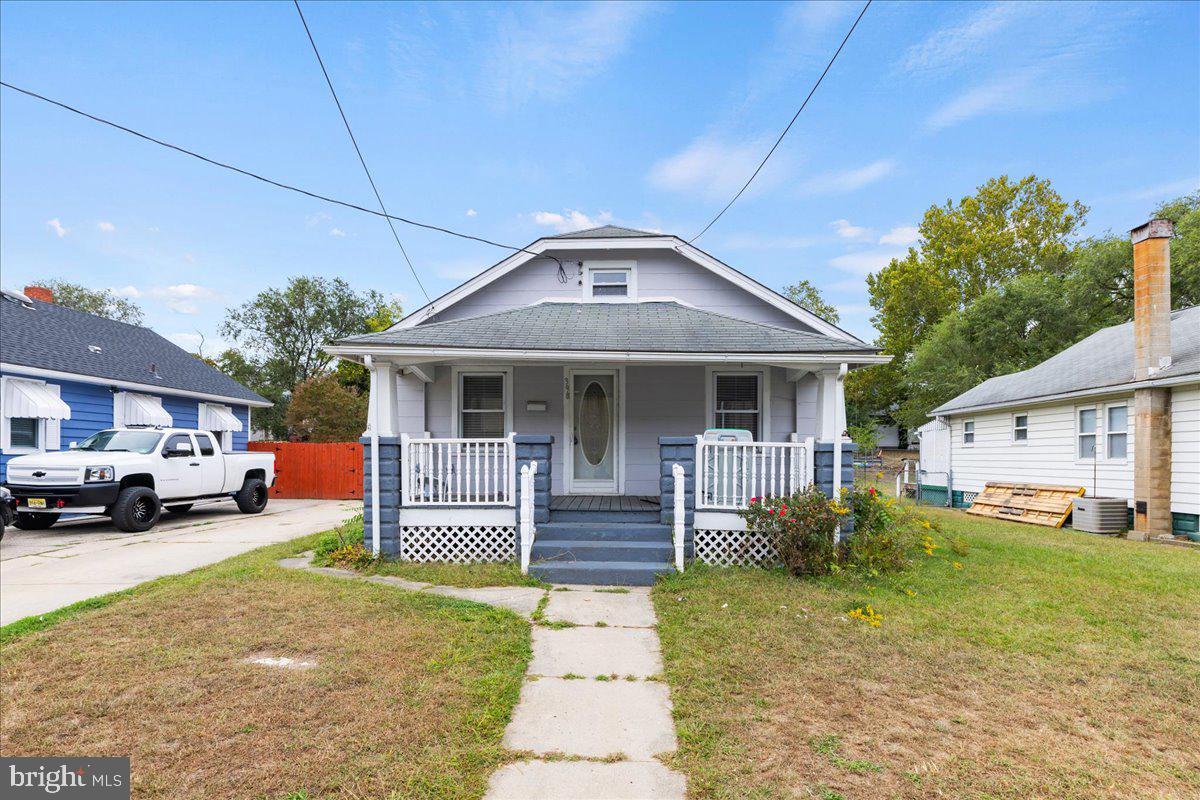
[1071,497,1129,534]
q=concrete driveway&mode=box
[1,499,359,626]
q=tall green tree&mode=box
[782,279,839,323]
[219,277,401,438]
[38,280,144,325]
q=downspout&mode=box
[364,354,381,555]
[832,362,848,544]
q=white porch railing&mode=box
[696,436,814,510]
[672,463,686,571]
[401,433,516,506]
[519,460,538,574]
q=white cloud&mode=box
[329,227,347,237]
[902,3,1028,76]
[111,285,143,298]
[167,301,200,315]
[531,209,613,234]
[831,219,871,241]
[306,212,332,227]
[147,284,217,315]
[798,159,895,195]
[648,136,791,201]
[879,225,919,246]
[46,218,68,238]
[96,221,116,233]
[828,248,905,276]
[466,208,478,217]
[485,1,655,106]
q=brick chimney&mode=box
[23,285,54,303]
[1129,219,1173,540]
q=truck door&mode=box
[158,433,203,499]
[194,433,225,495]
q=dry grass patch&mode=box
[654,508,1200,799]
[1,533,530,799]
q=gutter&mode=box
[0,362,273,407]
[323,345,890,366]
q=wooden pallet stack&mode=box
[965,482,1085,528]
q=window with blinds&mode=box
[460,374,505,438]
[713,373,760,439]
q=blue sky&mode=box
[2,0,1197,351]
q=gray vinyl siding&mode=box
[794,373,819,439]
[624,366,707,495]
[513,365,565,488]
[395,372,426,435]
[423,248,819,333]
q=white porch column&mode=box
[816,368,842,441]
[369,361,399,437]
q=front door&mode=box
[568,371,619,494]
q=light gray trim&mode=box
[933,373,1200,417]
[397,507,515,525]
[326,345,890,366]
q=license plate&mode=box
[27,498,46,509]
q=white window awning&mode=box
[122,393,173,427]
[202,403,243,432]
[3,378,71,420]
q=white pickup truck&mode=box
[4,427,276,533]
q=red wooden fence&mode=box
[249,441,363,500]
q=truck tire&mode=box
[165,504,194,514]
[15,512,59,530]
[111,487,161,532]
[235,478,269,514]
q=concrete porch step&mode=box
[531,539,673,564]
[529,560,674,587]
[536,521,672,542]
[548,509,661,523]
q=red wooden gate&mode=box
[249,441,363,500]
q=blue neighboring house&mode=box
[0,287,271,481]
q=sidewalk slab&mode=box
[530,626,662,677]
[484,760,685,800]
[424,585,546,616]
[542,590,657,628]
[503,677,677,759]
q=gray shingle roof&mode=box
[0,297,269,405]
[548,225,668,239]
[336,301,878,354]
[932,305,1200,415]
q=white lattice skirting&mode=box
[693,529,781,567]
[399,526,517,563]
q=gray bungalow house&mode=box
[328,226,887,584]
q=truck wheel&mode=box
[235,478,269,514]
[165,504,194,514]
[15,512,59,530]
[112,487,161,532]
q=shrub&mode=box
[327,543,375,569]
[739,487,848,576]
[314,514,366,566]
[845,486,931,574]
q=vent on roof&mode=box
[88,345,103,354]
[1,288,34,308]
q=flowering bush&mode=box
[738,487,847,575]
[845,485,932,574]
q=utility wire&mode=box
[689,0,872,244]
[0,80,557,267]
[292,0,428,301]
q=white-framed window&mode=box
[709,371,763,440]
[452,368,512,438]
[962,419,975,446]
[1012,413,1029,444]
[1105,403,1128,461]
[1,376,66,453]
[1077,406,1098,460]
[198,402,241,452]
[583,261,637,301]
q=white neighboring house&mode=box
[926,220,1198,542]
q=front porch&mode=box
[549,494,660,513]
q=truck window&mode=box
[196,433,216,456]
[164,433,194,456]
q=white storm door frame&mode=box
[563,366,625,495]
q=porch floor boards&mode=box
[549,495,661,513]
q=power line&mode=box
[292,0,428,301]
[0,80,556,267]
[689,0,872,244]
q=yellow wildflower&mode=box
[953,562,963,570]
[848,605,883,627]
[904,588,916,597]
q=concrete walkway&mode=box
[1,499,358,625]
[277,558,686,799]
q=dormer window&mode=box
[584,261,636,301]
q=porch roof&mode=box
[334,301,880,356]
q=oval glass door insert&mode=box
[579,381,610,466]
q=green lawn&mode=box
[1,533,531,800]
[653,507,1200,800]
